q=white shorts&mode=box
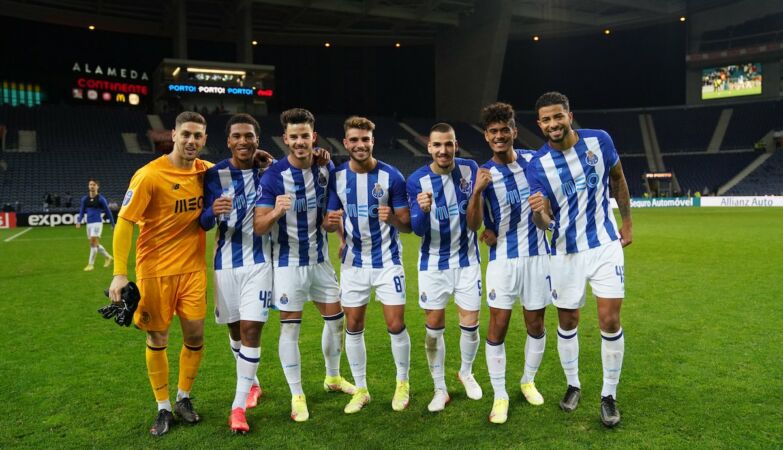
[485,255,552,311]
[86,222,103,238]
[273,261,340,312]
[550,240,625,309]
[214,263,273,324]
[418,264,481,311]
[339,265,406,307]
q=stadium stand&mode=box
[575,110,645,155]
[0,151,156,213]
[664,152,758,195]
[2,101,783,212]
[651,106,723,153]
[726,150,783,196]
[721,99,783,150]
[700,12,783,52]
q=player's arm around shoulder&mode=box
[609,161,633,247]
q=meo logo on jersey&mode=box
[585,150,599,166]
[371,183,385,199]
[459,177,472,194]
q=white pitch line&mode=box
[4,227,32,242]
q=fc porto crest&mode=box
[279,293,289,305]
[584,150,599,167]
[551,289,558,300]
[317,172,328,187]
[371,182,385,199]
[459,177,473,194]
[488,289,496,301]
[420,291,428,303]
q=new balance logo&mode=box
[174,196,204,213]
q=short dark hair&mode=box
[344,116,375,133]
[280,108,315,131]
[175,111,207,128]
[429,122,454,135]
[225,113,260,136]
[481,102,516,130]
[535,92,570,116]
[88,178,99,186]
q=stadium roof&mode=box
[0,0,739,45]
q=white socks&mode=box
[389,327,411,382]
[279,320,303,395]
[322,312,344,377]
[521,331,546,384]
[557,326,580,388]
[88,246,97,264]
[345,329,367,388]
[97,245,111,258]
[233,346,260,409]
[601,328,624,399]
[459,324,480,376]
[485,340,507,400]
[230,335,260,386]
[425,326,446,390]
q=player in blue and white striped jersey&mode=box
[465,103,552,424]
[323,116,412,414]
[76,179,114,271]
[527,92,633,428]
[406,123,483,412]
[199,114,274,433]
[254,108,355,423]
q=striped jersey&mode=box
[527,128,620,255]
[481,149,548,261]
[256,157,334,267]
[327,160,408,268]
[78,194,114,225]
[407,157,480,271]
[201,159,271,270]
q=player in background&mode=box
[406,123,483,412]
[108,111,213,436]
[199,113,274,434]
[527,91,632,427]
[465,103,552,424]
[323,116,412,414]
[76,179,114,271]
[254,108,355,423]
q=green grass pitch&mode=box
[701,86,762,100]
[1,208,781,448]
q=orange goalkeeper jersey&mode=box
[119,155,213,279]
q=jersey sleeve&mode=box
[99,195,115,226]
[526,158,546,196]
[256,168,280,208]
[406,174,429,237]
[599,130,620,168]
[118,168,152,224]
[389,169,409,210]
[199,168,220,230]
[326,169,342,212]
[77,196,87,222]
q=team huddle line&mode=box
[102,92,633,436]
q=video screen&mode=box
[701,63,762,100]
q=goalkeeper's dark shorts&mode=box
[134,270,207,331]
